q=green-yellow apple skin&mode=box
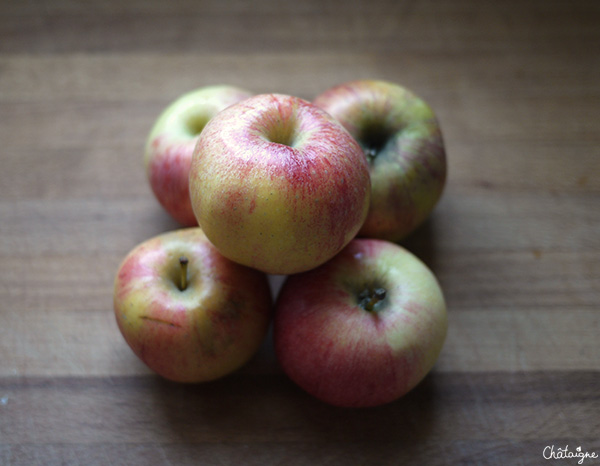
[113,228,272,383]
[189,93,371,275]
[144,85,253,226]
[313,80,447,242]
[274,238,447,408]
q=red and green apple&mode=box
[274,238,447,408]
[144,85,253,226]
[189,93,371,275]
[314,80,447,242]
[113,228,272,383]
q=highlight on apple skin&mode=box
[144,85,253,226]
[113,227,272,383]
[313,79,447,243]
[273,238,447,408]
[189,93,372,275]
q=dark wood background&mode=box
[1,0,599,464]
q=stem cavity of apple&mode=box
[186,115,209,137]
[179,256,189,291]
[266,123,298,148]
[360,123,393,163]
[359,287,387,312]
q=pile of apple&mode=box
[113,80,448,408]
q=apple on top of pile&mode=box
[113,80,448,408]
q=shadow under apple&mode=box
[146,362,444,462]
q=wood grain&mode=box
[1,373,599,465]
[1,0,599,464]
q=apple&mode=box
[313,80,447,242]
[144,85,253,226]
[189,93,371,275]
[273,238,447,407]
[113,227,272,383]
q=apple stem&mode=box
[179,256,189,291]
[364,147,378,162]
[364,288,386,312]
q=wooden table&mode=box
[1,0,599,464]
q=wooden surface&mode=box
[1,0,599,464]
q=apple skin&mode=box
[273,238,447,408]
[313,80,447,242]
[113,228,272,383]
[189,93,371,275]
[144,85,253,226]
